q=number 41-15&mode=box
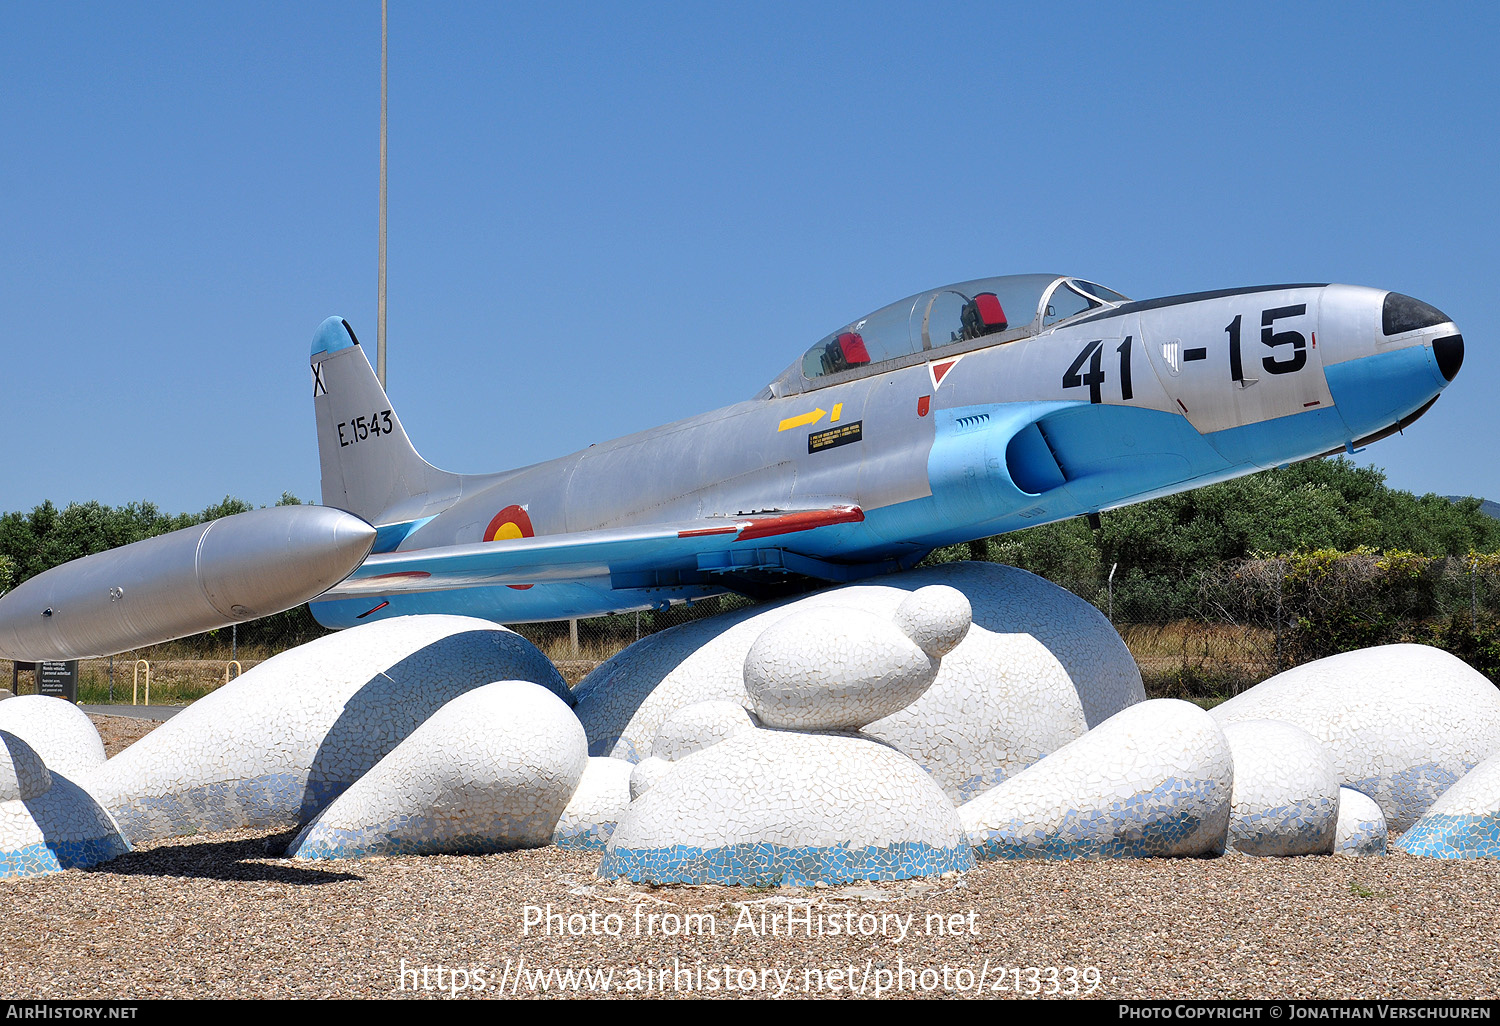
[1062,337,1133,404]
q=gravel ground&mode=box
[26,715,1491,1001]
[91,715,159,757]
[7,824,1499,1000]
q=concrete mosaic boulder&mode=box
[1221,720,1339,856]
[553,757,634,851]
[0,725,127,880]
[1335,788,1387,857]
[599,728,972,885]
[0,774,130,880]
[83,615,570,843]
[1211,645,1500,832]
[742,587,968,731]
[0,731,52,803]
[863,629,1086,803]
[0,695,106,779]
[650,701,758,762]
[1396,751,1500,859]
[288,681,587,860]
[629,756,675,800]
[960,699,1233,860]
[574,562,1140,763]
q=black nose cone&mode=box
[1383,292,1452,335]
[1433,333,1464,381]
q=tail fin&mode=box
[310,317,463,525]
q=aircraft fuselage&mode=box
[310,278,1462,626]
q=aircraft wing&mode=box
[319,505,867,597]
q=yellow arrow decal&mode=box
[778,408,826,432]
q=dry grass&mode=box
[536,636,638,665]
[3,620,1278,709]
[1118,620,1274,674]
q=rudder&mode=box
[310,317,462,525]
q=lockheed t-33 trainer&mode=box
[303,275,1465,625]
[0,274,1466,659]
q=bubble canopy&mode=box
[768,274,1129,395]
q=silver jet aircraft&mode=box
[307,273,1464,627]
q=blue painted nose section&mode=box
[1328,295,1458,442]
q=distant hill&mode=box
[1447,496,1500,520]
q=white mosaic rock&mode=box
[1221,720,1339,856]
[1211,645,1500,832]
[651,701,758,762]
[961,699,1233,860]
[0,730,52,803]
[0,774,130,880]
[629,756,675,800]
[1335,788,1387,857]
[83,615,570,844]
[288,681,586,860]
[743,604,947,731]
[553,757,634,851]
[863,629,1086,803]
[0,695,106,779]
[1397,750,1500,859]
[599,727,972,885]
[575,562,1141,761]
[893,586,973,658]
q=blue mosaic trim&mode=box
[110,775,347,841]
[289,812,554,861]
[553,822,617,852]
[597,840,973,886]
[968,776,1225,861]
[1228,797,1337,856]
[1348,762,1467,829]
[952,766,1015,804]
[1396,813,1500,859]
[0,834,131,880]
[1336,819,1387,856]
[1387,763,1463,814]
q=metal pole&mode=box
[231,623,238,662]
[1472,555,1479,624]
[1107,562,1118,623]
[108,654,113,704]
[569,617,579,658]
[377,0,388,388]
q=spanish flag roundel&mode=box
[485,504,535,542]
[485,505,535,590]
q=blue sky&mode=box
[3,3,1497,516]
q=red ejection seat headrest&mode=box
[837,332,870,365]
[973,293,1007,331]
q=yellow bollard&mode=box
[132,660,150,706]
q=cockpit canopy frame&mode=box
[764,273,1129,397]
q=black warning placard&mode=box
[808,420,862,453]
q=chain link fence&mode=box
[9,555,1499,706]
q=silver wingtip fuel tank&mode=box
[0,505,376,661]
